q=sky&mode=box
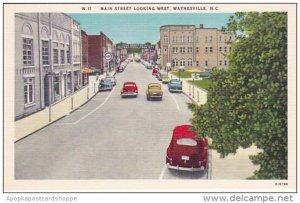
[69,13,234,44]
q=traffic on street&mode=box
[15,60,209,180]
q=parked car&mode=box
[105,75,117,86]
[152,67,159,76]
[168,79,182,92]
[157,71,168,82]
[98,78,113,91]
[117,66,124,72]
[121,82,138,98]
[162,74,170,84]
[166,125,208,171]
[146,83,163,101]
[146,64,153,69]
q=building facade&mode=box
[87,32,113,74]
[15,13,82,120]
[81,30,89,68]
[160,24,235,70]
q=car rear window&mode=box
[176,138,197,146]
[124,84,136,87]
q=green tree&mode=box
[145,42,152,46]
[189,12,287,179]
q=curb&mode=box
[182,91,197,105]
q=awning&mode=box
[81,68,95,74]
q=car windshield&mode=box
[101,79,110,83]
[171,80,181,84]
[176,138,197,146]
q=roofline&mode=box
[160,25,195,29]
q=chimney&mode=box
[200,24,204,29]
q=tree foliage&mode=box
[189,12,287,179]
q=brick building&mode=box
[87,32,113,74]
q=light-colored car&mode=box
[162,74,170,84]
[105,75,117,86]
[168,79,182,93]
[146,83,163,101]
[98,78,113,91]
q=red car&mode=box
[121,82,138,98]
[152,67,159,76]
[166,125,208,171]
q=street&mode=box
[15,61,208,180]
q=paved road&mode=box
[15,61,208,179]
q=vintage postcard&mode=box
[3,3,297,192]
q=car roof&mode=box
[124,81,136,85]
[101,78,111,82]
[172,125,196,140]
[148,83,161,87]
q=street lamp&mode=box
[178,66,185,81]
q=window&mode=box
[173,36,177,43]
[224,60,227,65]
[196,47,199,53]
[67,73,71,91]
[187,36,193,43]
[210,47,213,53]
[219,60,222,66]
[164,47,168,54]
[205,36,208,43]
[173,47,178,53]
[41,40,49,65]
[196,36,199,43]
[196,61,199,67]
[205,60,208,66]
[229,36,232,42]
[66,45,71,64]
[219,47,222,52]
[23,38,33,66]
[229,46,232,52]
[182,36,185,43]
[54,75,60,100]
[180,58,185,66]
[224,47,227,52]
[180,47,185,53]
[219,36,222,42]
[205,47,208,53]
[187,58,192,67]
[210,36,213,42]
[53,49,59,64]
[172,59,178,67]
[177,138,197,146]
[164,35,168,43]
[24,78,34,105]
[187,47,193,53]
[60,50,65,64]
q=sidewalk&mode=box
[15,70,116,142]
[169,72,261,179]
